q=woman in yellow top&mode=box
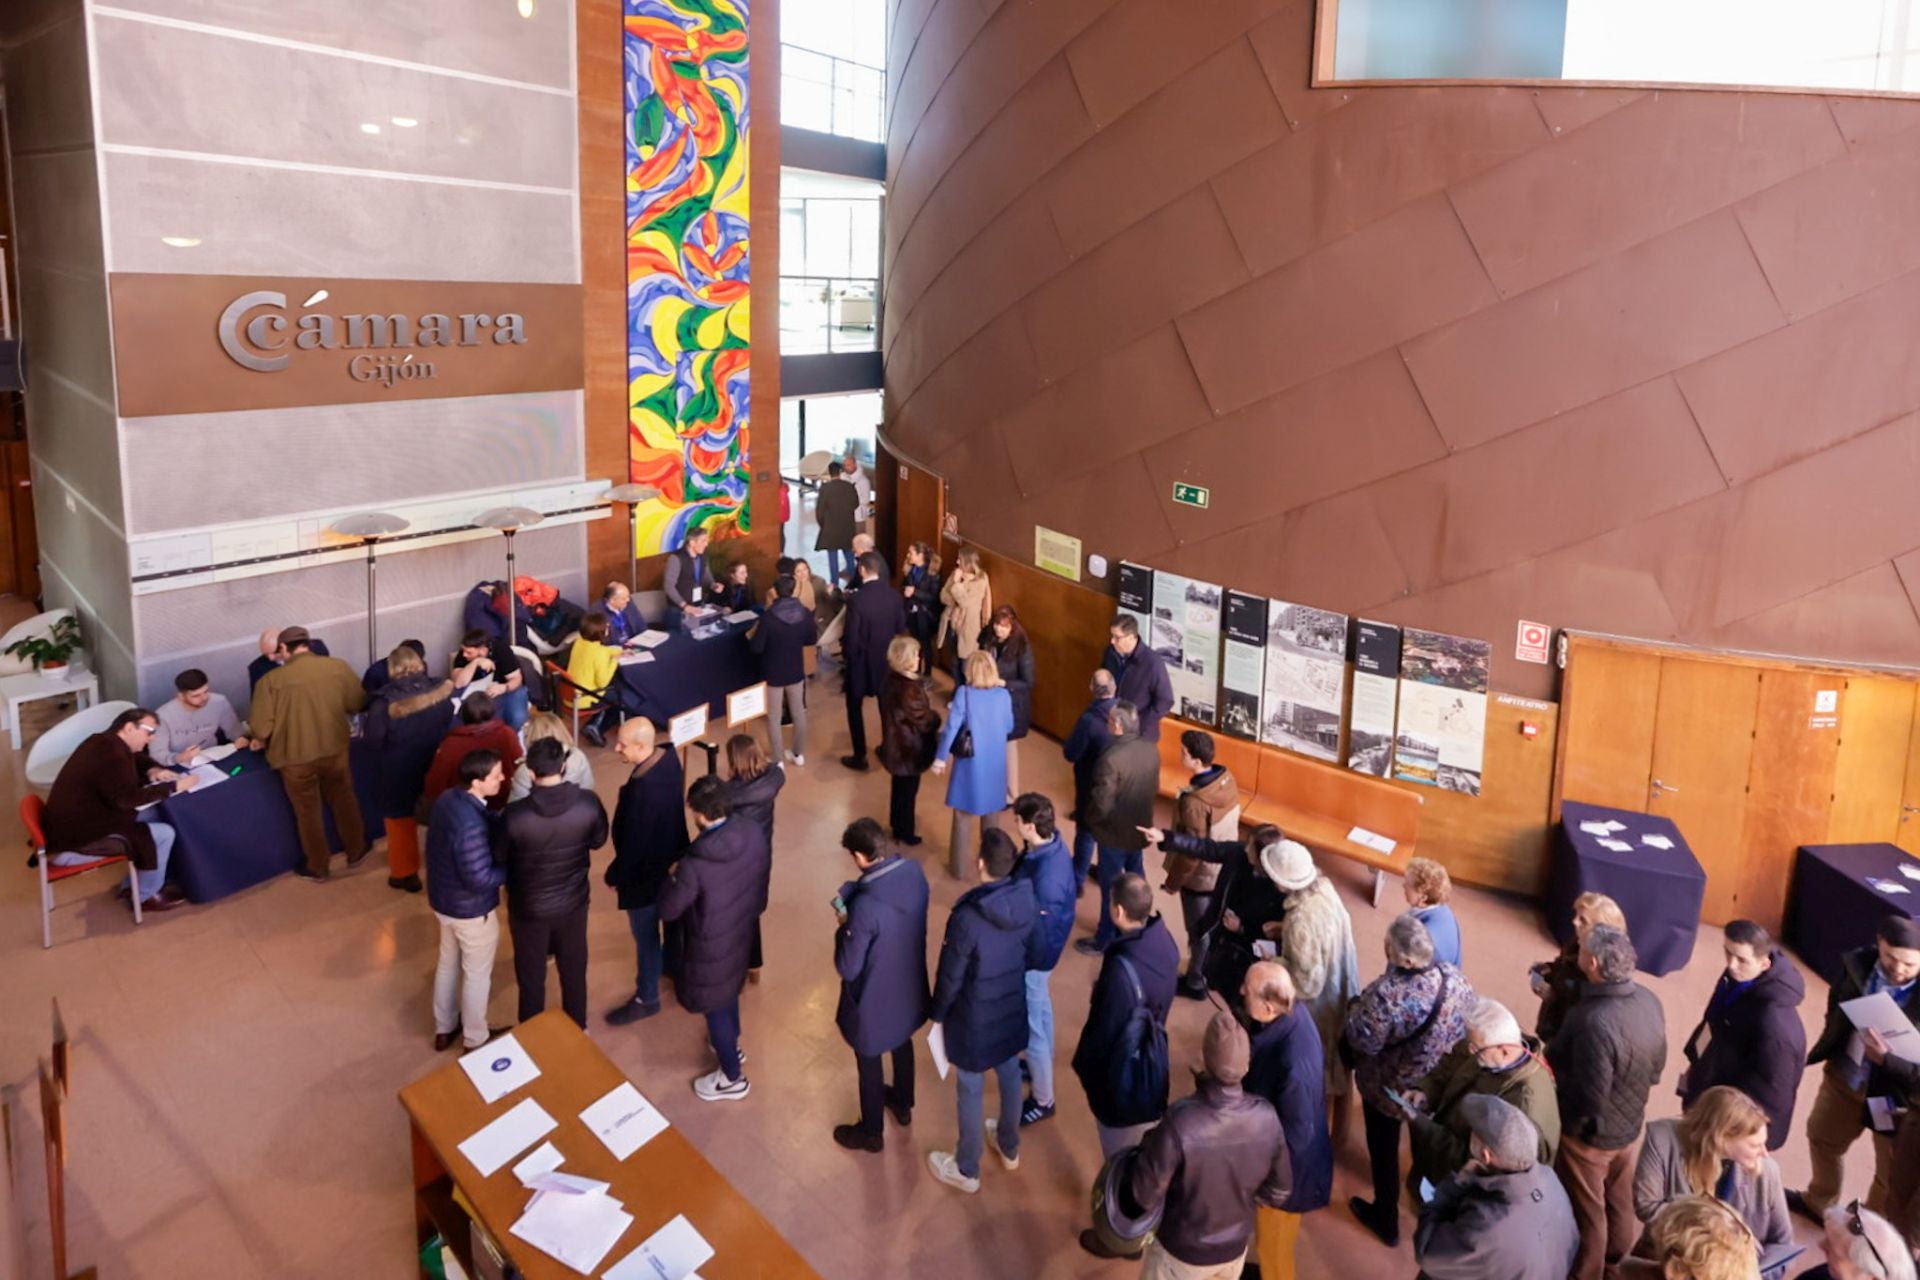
[937,547,992,674]
[566,611,626,746]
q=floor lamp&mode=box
[472,506,546,645]
[324,511,410,663]
[602,483,660,589]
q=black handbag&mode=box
[950,689,975,758]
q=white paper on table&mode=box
[1346,826,1396,856]
[509,1189,632,1274]
[185,761,233,790]
[1578,822,1612,836]
[928,1023,951,1081]
[197,742,239,763]
[458,1032,540,1104]
[1640,834,1674,850]
[606,1213,715,1280]
[581,1082,669,1161]
[512,1141,564,1188]
[1867,878,1912,896]
[1602,821,1626,833]
[1597,839,1634,853]
[1841,991,1920,1063]
[526,1171,611,1196]
[618,651,656,666]
[1899,863,1920,882]
[725,610,758,625]
[635,630,671,648]
[457,1098,557,1176]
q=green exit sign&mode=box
[1172,482,1211,509]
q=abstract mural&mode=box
[625,0,751,556]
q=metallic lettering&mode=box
[348,353,436,387]
[215,289,528,373]
[217,290,289,372]
[344,313,413,349]
[493,313,526,344]
[296,313,336,349]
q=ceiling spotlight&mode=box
[159,235,201,248]
[517,0,535,17]
[391,116,419,128]
[360,122,382,135]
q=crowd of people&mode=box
[32,510,1920,1280]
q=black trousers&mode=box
[855,1042,916,1136]
[1179,885,1218,992]
[889,773,922,839]
[846,687,871,759]
[511,904,589,1028]
[1362,1097,1403,1213]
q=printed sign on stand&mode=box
[668,705,708,748]
[727,682,768,726]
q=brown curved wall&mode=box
[880,0,1920,697]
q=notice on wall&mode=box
[1220,592,1268,741]
[1347,620,1402,777]
[1394,628,1492,796]
[1116,561,1154,635]
[1152,571,1222,726]
[1034,525,1083,582]
[1258,602,1348,762]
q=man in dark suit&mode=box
[1062,669,1118,895]
[814,461,859,587]
[1075,700,1162,954]
[832,817,931,1153]
[661,526,713,631]
[1102,614,1174,742]
[840,551,907,772]
[43,707,198,913]
[604,717,689,1026]
[589,582,648,646]
[248,626,331,692]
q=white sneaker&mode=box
[788,753,805,767]
[983,1119,1021,1171]
[692,1068,751,1102]
[927,1150,980,1193]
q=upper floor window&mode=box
[783,0,886,141]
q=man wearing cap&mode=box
[1404,998,1560,1193]
[1241,961,1333,1280]
[1789,914,1920,1221]
[1123,1010,1292,1279]
[250,625,369,881]
[1413,1094,1579,1280]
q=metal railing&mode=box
[779,274,879,354]
[781,43,885,143]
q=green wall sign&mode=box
[1172,481,1211,509]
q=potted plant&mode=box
[6,614,81,680]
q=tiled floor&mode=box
[0,649,1862,1277]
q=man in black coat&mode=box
[1073,874,1180,1176]
[749,574,818,765]
[1789,914,1920,1220]
[1062,669,1117,894]
[831,818,931,1153]
[604,717,690,1026]
[1101,614,1173,742]
[660,774,770,1102]
[927,830,1036,1193]
[839,551,907,773]
[1076,700,1162,954]
[1546,924,1667,1280]
[501,738,609,1028]
[1678,918,1806,1150]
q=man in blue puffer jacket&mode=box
[425,748,507,1052]
[1010,793,1076,1128]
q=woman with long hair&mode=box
[937,547,992,673]
[877,634,939,846]
[976,604,1035,799]
[362,643,452,894]
[508,710,594,802]
[721,733,784,981]
[931,649,1014,879]
[901,541,942,668]
[1636,1086,1792,1254]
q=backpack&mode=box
[1107,956,1170,1125]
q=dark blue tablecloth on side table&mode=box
[163,742,380,903]
[611,617,763,725]
[1546,800,1707,977]
[1786,843,1920,985]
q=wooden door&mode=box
[1555,641,1661,813]
[1831,676,1917,845]
[1647,658,1762,925]
[1737,669,1844,930]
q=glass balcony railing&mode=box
[781,44,885,143]
[780,275,879,354]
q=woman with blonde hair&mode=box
[362,643,453,894]
[877,634,939,846]
[936,547,992,673]
[931,649,1014,879]
[509,710,593,801]
[1622,1195,1761,1280]
[1532,891,1628,1040]
[1636,1087,1792,1255]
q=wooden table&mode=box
[398,1012,820,1279]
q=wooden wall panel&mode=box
[1648,658,1761,925]
[1737,668,1844,930]
[1829,676,1916,844]
[969,545,1111,742]
[1554,640,1660,813]
[1415,693,1559,896]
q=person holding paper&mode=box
[603,718,689,1027]
[1164,729,1242,1001]
[659,775,769,1102]
[831,818,931,1153]
[1790,916,1920,1223]
[151,668,250,766]
[502,738,609,1029]
[661,524,715,631]
[565,611,643,748]
[1864,1026,1920,1250]
[1404,999,1559,1193]
[451,628,528,731]
[926,830,1036,1194]
[1073,699,1160,955]
[425,748,509,1052]
[750,573,818,766]
[1678,919,1807,1151]
[1634,1086,1791,1258]
[249,626,367,882]
[43,707,197,914]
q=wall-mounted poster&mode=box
[1394,628,1492,796]
[1260,602,1348,762]
[1347,621,1402,777]
[1116,561,1154,635]
[1151,571,1222,726]
[1220,591,1267,740]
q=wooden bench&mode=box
[1153,717,1422,905]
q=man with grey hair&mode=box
[1403,997,1560,1192]
[1075,699,1159,955]
[1547,924,1667,1280]
[1062,668,1118,895]
[1812,1201,1917,1280]
[1413,1094,1579,1280]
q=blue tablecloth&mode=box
[1787,843,1920,985]
[1547,800,1706,977]
[611,617,763,725]
[164,742,380,903]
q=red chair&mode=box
[544,660,612,742]
[25,794,141,949]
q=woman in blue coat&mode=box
[932,650,1016,880]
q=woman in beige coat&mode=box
[937,547,992,673]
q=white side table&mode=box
[0,669,99,750]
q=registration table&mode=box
[1546,800,1706,977]
[400,1011,820,1280]
[162,742,380,902]
[1786,843,1920,984]
[612,616,762,723]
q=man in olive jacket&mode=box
[1406,998,1560,1192]
[250,625,369,880]
[1077,700,1161,954]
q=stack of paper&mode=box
[1597,839,1634,853]
[197,742,239,763]
[634,630,671,649]
[510,1187,633,1273]
[1640,834,1674,851]
[617,650,656,666]
[725,610,758,625]
[606,1215,715,1280]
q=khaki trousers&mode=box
[1806,1069,1895,1214]
[1139,1242,1246,1280]
[1556,1133,1642,1280]
[432,910,500,1049]
[1886,1108,1920,1243]
[1252,1206,1302,1280]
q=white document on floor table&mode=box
[512,1141,564,1188]
[458,1032,540,1104]
[581,1081,669,1160]
[605,1214,715,1280]
[510,1188,632,1273]
[457,1098,557,1177]
[928,1023,951,1081]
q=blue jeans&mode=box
[826,547,847,585]
[1071,824,1097,892]
[955,1055,1022,1178]
[57,820,173,901]
[494,685,530,730]
[1092,843,1145,948]
[1024,969,1056,1107]
[626,904,661,1005]
[706,1000,743,1082]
